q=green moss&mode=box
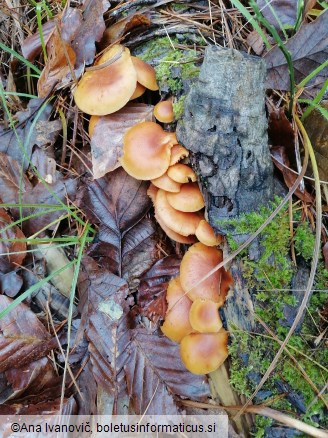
[222,199,328,432]
[172,95,186,120]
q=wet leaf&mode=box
[1,395,76,415]
[91,103,154,179]
[265,10,328,96]
[271,146,313,202]
[303,100,328,181]
[125,329,210,415]
[78,168,158,290]
[0,295,57,373]
[72,0,111,76]
[268,107,295,150]
[257,0,298,31]
[0,271,23,297]
[0,208,26,267]
[21,177,77,235]
[0,153,32,205]
[0,100,61,171]
[78,257,132,400]
[21,20,56,62]
[138,256,181,323]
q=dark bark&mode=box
[177,45,274,233]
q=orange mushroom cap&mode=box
[180,330,229,374]
[161,277,194,343]
[131,56,159,91]
[155,189,203,236]
[88,115,100,137]
[195,220,222,246]
[155,212,196,244]
[151,172,181,193]
[189,298,222,333]
[180,242,226,304]
[169,144,189,165]
[166,182,205,212]
[74,45,137,116]
[154,99,174,123]
[167,163,197,183]
[121,122,176,180]
[130,82,146,100]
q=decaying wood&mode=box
[177,45,275,437]
[177,45,274,230]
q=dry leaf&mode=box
[257,0,298,31]
[265,10,328,96]
[21,20,56,62]
[268,106,295,150]
[0,209,26,267]
[0,153,32,206]
[91,103,154,179]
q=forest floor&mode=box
[0,1,327,437]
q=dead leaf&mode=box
[0,99,61,170]
[247,30,265,55]
[0,153,32,205]
[78,168,158,291]
[257,0,298,31]
[21,20,56,62]
[125,329,210,415]
[0,295,57,373]
[91,103,154,179]
[1,396,76,415]
[0,208,26,267]
[303,100,328,181]
[0,271,23,297]
[100,13,151,49]
[265,10,328,96]
[268,106,296,150]
[21,177,77,235]
[72,0,111,76]
[271,146,313,202]
[138,256,181,323]
[37,13,78,98]
[78,257,132,401]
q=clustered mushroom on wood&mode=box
[73,43,233,375]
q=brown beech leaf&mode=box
[0,208,26,267]
[21,20,56,61]
[125,329,210,415]
[271,146,313,202]
[91,103,154,179]
[0,271,23,296]
[265,10,328,96]
[303,101,328,181]
[78,257,132,401]
[78,168,158,291]
[257,0,299,31]
[100,13,151,49]
[268,107,296,150]
[247,30,265,55]
[0,99,61,170]
[37,11,79,98]
[21,177,77,236]
[0,153,32,205]
[138,256,181,324]
[0,295,57,373]
[1,395,77,415]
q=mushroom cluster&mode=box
[74,44,158,116]
[161,242,232,374]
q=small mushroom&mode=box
[189,298,222,333]
[151,172,181,193]
[74,45,137,115]
[180,329,229,374]
[180,242,225,303]
[166,182,205,212]
[155,189,203,236]
[154,99,174,123]
[131,56,159,91]
[167,163,197,183]
[195,220,222,246]
[161,277,194,343]
[121,122,176,180]
[169,144,189,165]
